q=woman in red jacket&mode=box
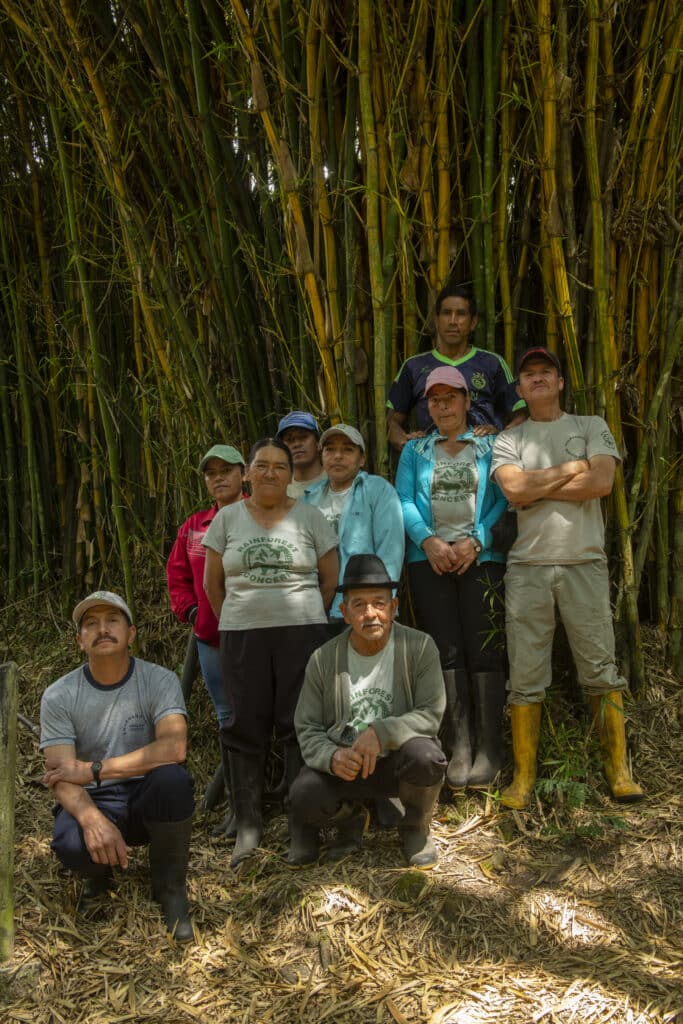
[167,444,245,828]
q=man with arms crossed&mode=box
[491,348,643,809]
[40,591,195,940]
[287,555,446,869]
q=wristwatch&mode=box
[91,760,103,787]
[470,536,483,555]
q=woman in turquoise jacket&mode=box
[395,366,508,790]
[303,425,405,627]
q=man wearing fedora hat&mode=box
[287,555,447,869]
[40,591,195,941]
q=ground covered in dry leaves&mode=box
[2,599,681,1024]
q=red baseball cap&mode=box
[517,347,562,375]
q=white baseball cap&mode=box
[72,591,133,628]
[319,424,366,452]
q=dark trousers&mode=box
[290,737,446,826]
[51,764,195,878]
[219,624,329,755]
[409,560,506,673]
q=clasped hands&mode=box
[331,727,381,781]
[422,535,478,576]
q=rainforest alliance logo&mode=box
[471,371,487,391]
[433,459,477,502]
[564,434,587,459]
[349,687,393,731]
[601,429,616,449]
[238,536,296,584]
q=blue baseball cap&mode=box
[276,411,321,438]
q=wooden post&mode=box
[0,662,18,962]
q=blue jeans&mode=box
[51,764,195,878]
[196,638,231,728]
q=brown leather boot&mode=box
[500,702,542,810]
[590,692,644,802]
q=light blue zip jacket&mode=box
[395,431,507,565]
[303,471,405,619]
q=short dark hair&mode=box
[435,285,478,318]
[247,437,294,472]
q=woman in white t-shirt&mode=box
[203,438,339,867]
[396,367,508,792]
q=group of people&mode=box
[39,285,643,945]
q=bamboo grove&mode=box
[0,1,680,680]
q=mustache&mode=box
[93,635,117,645]
[362,621,383,629]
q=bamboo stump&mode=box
[0,662,18,962]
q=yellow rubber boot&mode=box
[590,692,644,803]
[500,703,542,810]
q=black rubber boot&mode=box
[372,796,404,828]
[285,743,319,867]
[326,802,370,862]
[468,671,507,787]
[397,782,441,869]
[146,817,193,942]
[211,743,237,838]
[229,750,265,869]
[443,669,472,789]
[77,869,112,912]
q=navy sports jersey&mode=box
[387,346,523,432]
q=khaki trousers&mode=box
[505,560,627,704]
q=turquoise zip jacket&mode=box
[395,430,507,565]
[303,470,405,620]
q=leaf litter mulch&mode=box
[2,600,681,1024]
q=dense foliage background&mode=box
[0,1,680,678]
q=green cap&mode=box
[199,445,245,472]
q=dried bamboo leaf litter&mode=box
[2,607,681,1024]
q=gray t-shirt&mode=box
[431,443,478,542]
[39,657,186,788]
[202,501,337,629]
[491,413,620,564]
[347,633,395,743]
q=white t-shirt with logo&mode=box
[430,442,478,541]
[491,413,620,564]
[202,501,337,629]
[346,633,394,742]
[317,486,352,536]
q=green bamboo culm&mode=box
[0,0,680,680]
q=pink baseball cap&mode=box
[423,366,469,397]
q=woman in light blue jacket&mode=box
[303,425,405,628]
[395,366,508,790]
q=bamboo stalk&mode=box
[0,662,18,962]
[358,0,388,473]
